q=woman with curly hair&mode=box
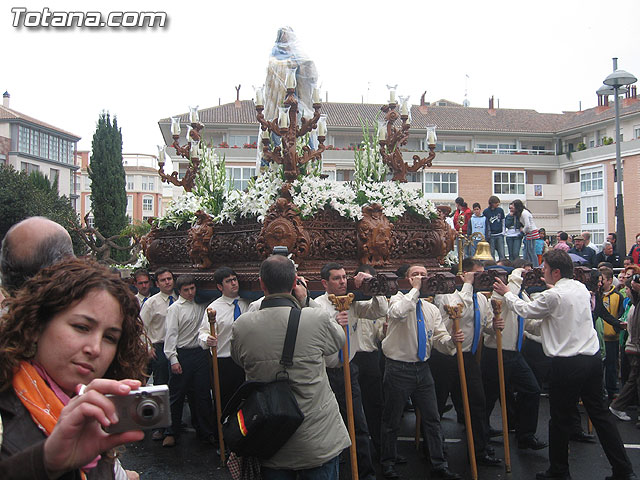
[0,258,149,479]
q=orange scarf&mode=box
[12,361,88,479]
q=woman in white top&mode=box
[513,199,540,267]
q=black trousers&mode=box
[327,364,375,480]
[352,350,384,457]
[429,349,488,455]
[380,359,448,471]
[166,348,215,439]
[548,354,633,477]
[217,356,245,413]
[151,342,170,386]
[521,337,551,391]
[481,347,541,441]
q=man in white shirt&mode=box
[140,267,176,440]
[352,264,386,459]
[162,275,215,447]
[381,264,463,480]
[199,267,248,415]
[494,249,636,480]
[315,262,387,480]
[482,267,546,450]
[433,259,501,467]
[133,268,152,306]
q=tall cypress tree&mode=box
[89,112,127,240]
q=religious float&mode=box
[143,27,465,295]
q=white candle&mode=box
[389,90,396,103]
[427,127,437,145]
[313,87,321,104]
[279,110,290,128]
[317,115,327,137]
[170,117,181,136]
[157,145,166,164]
[285,69,297,89]
[400,100,409,116]
[255,87,264,107]
[189,105,199,124]
[262,129,270,139]
[379,127,387,141]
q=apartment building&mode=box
[0,92,80,207]
[76,151,165,226]
[158,91,640,249]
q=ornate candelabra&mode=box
[255,71,327,186]
[378,89,437,182]
[157,107,204,192]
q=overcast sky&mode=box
[1,0,638,154]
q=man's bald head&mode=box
[1,217,74,294]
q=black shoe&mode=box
[536,470,571,479]
[382,465,399,479]
[430,467,461,479]
[477,454,502,466]
[570,431,596,443]
[605,474,639,480]
[518,436,548,450]
[489,427,503,437]
[395,455,407,465]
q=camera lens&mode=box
[633,274,640,283]
[135,398,159,425]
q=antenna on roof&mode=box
[463,74,470,107]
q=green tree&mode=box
[89,112,128,258]
[0,165,84,252]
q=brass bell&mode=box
[473,240,494,261]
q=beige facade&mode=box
[0,93,80,207]
[76,151,165,226]
[158,93,640,250]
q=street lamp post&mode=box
[598,58,637,255]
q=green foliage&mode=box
[353,116,388,186]
[120,220,152,238]
[603,136,614,145]
[193,146,227,215]
[577,142,587,151]
[297,133,323,178]
[89,112,128,260]
[28,169,57,194]
[0,164,84,253]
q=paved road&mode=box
[121,397,640,479]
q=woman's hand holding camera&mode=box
[43,379,144,478]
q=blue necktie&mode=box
[141,297,148,306]
[233,299,241,320]
[471,293,482,354]
[417,299,427,361]
[516,292,525,351]
[168,295,174,306]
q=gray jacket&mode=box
[231,293,351,470]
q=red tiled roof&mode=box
[0,105,81,139]
[159,98,640,135]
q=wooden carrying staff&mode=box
[207,308,226,467]
[443,303,478,480]
[490,298,511,473]
[328,293,358,480]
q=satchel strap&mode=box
[258,296,301,368]
[280,307,300,367]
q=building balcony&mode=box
[472,147,556,155]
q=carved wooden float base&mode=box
[142,199,455,292]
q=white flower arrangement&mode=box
[156,192,206,229]
[214,162,284,224]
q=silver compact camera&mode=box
[104,384,170,434]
